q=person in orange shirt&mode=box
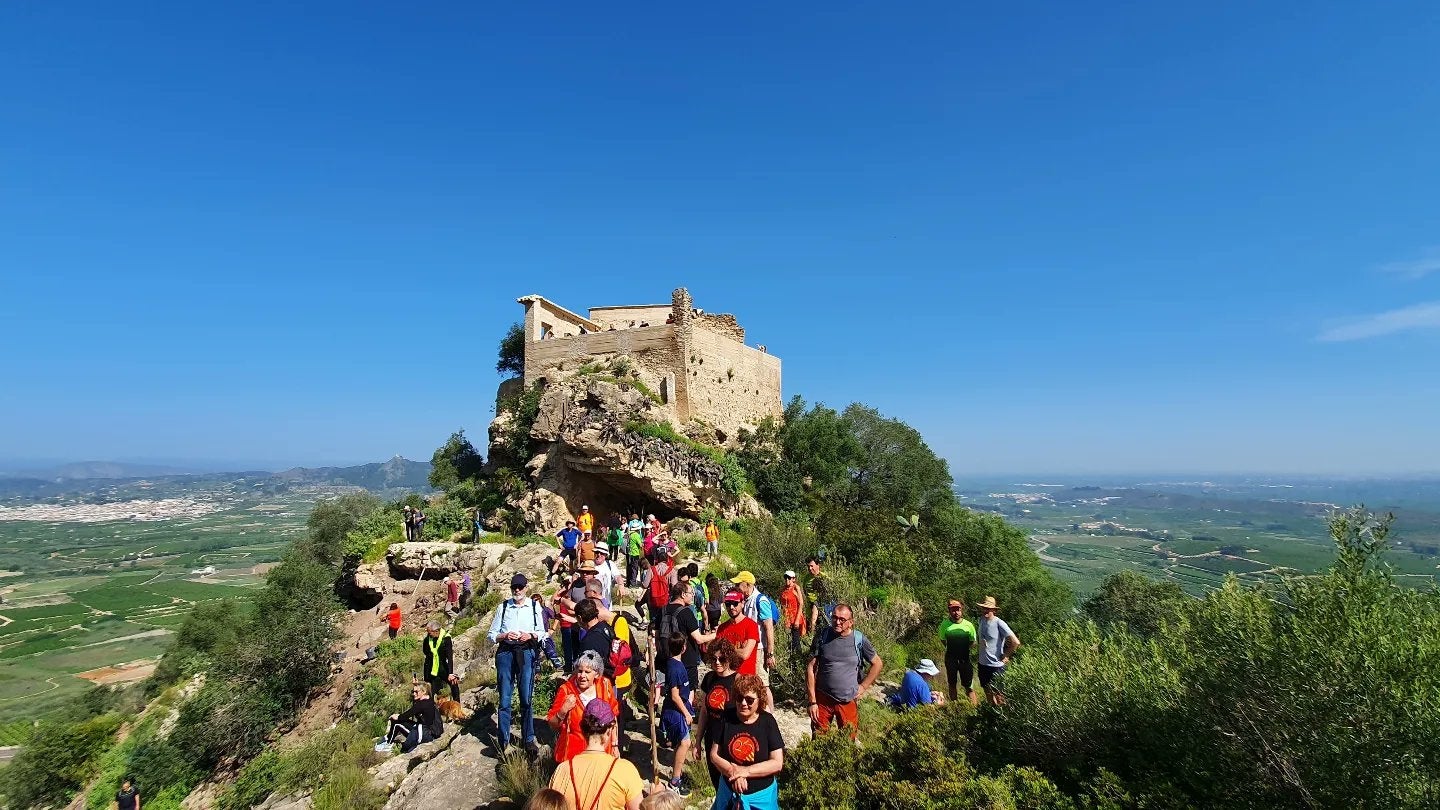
[577,504,594,535]
[578,532,597,566]
[703,518,720,558]
[778,571,806,654]
[383,602,403,639]
[547,650,620,762]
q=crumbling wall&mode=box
[587,304,672,330]
[682,328,782,444]
[695,313,745,343]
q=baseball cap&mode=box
[723,589,744,603]
[582,698,616,726]
[784,570,797,579]
[511,573,528,590]
[730,571,756,585]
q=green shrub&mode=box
[217,748,283,810]
[312,765,385,810]
[376,635,423,682]
[496,749,548,803]
[0,713,124,809]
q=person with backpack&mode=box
[657,574,716,704]
[422,620,459,702]
[412,507,426,541]
[488,573,548,757]
[806,603,883,741]
[625,525,645,590]
[732,571,778,702]
[114,776,141,810]
[657,630,696,797]
[575,598,617,682]
[609,598,637,727]
[642,547,675,628]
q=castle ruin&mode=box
[516,287,782,443]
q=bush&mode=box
[0,713,124,809]
[217,748,283,810]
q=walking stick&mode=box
[647,617,661,790]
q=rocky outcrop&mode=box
[386,542,515,579]
[491,376,765,532]
[380,734,503,810]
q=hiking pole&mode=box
[647,621,661,791]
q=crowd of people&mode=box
[376,505,1021,809]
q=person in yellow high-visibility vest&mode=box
[422,621,458,701]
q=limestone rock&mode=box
[381,734,502,810]
[488,377,766,534]
[370,725,462,794]
[254,794,312,810]
[385,542,516,580]
[484,543,551,591]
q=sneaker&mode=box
[523,739,541,759]
[373,742,394,754]
[668,778,691,797]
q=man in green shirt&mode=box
[939,598,978,706]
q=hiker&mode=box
[551,520,583,581]
[690,564,712,632]
[579,531,597,566]
[716,589,760,675]
[461,570,472,610]
[940,598,979,706]
[522,788,568,810]
[657,572,716,702]
[402,506,414,541]
[975,596,1020,706]
[732,571,778,700]
[472,508,485,543]
[704,518,720,557]
[694,638,742,795]
[541,602,564,670]
[546,699,644,810]
[594,542,622,604]
[574,598,616,682]
[639,790,685,810]
[384,682,443,753]
[446,572,461,614]
[422,620,459,702]
[383,601,402,639]
[489,573,547,757]
[114,776,140,810]
[554,569,591,671]
[805,557,833,633]
[709,673,785,810]
[892,658,944,709]
[779,570,807,654]
[703,573,724,630]
[624,523,645,587]
[609,595,637,728]
[806,603,883,740]
[578,503,594,536]
[658,630,696,797]
[547,650,621,763]
[642,547,676,628]
[412,506,426,540]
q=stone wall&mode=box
[696,313,746,342]
[683,328,782,443]
[521,326,680,402]
[587,304,672,330]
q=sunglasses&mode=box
[725,601,742,607]
[737,695,760,705]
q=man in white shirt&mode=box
[593,542,622,604]
[488,573,548,756]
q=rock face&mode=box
[386,542,515,580]
[381,734,502,810]
[492,377,765,532]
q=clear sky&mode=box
[2,3,1438,475]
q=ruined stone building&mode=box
[515,287,782,443]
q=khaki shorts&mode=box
[756,648,771,686]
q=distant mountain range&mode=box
[0,456,432,498]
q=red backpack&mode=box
[647,561,672,609]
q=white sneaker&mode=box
[374,742,394,754]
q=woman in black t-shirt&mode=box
[694,638,742,791]
[710,673,784,810]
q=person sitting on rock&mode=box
[386,682,443,753]
[891,658,945,710]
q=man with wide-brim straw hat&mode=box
[974,596,1020,706]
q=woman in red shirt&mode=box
[546,650,620,762]
[384,602,403,639]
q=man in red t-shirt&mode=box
[715,589,760,675]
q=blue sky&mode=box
[2,2,1437,474]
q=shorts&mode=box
[755,650,771,687]
[660,708,690,744]
[978,664,1005,693]
[559,547,577,563]
[945,653,973,692]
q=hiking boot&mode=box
[523,739,541,759]
[668,778,691,797]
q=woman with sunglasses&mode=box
[694,638,742,792]
[384,682,443,753]
[708,673,784,810]
[939,598,978,706]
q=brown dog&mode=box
[435,696,472,722]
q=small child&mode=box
[522,787,568,810]
[658,630,695,797]
[541,604,563,669]
[639,789,685,810]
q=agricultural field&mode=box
[956,475,1440,598]
[0,477,362,723]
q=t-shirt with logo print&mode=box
[718,712,784,792]
[698,670,738,748]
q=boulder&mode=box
[386,542,516,580]
[254,794,312,810]
[381,734,502,810]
